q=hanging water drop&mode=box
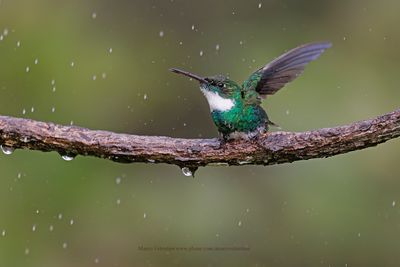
[1,145,14,155]
[61,155,75,161]
[181,167,192,177]
[181,166,198,177]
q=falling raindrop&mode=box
[62,242,68,249]
[25,66,30,73]
[34,58,39,65]
[1,145,14,155]
[22,109,26,115]
[32,224,36,232]
[116,199,121,205]
[216,44,220,51]
[108,47,113,54]
[24,248,30,255]
[94,258,99,264]
[1,230,5,236]
[70,61,75,67]
[143,94,148,100]
[31,107,35,113]
[52,86,56,92]
[258,2,262,8]
[58,213,63,220]
[3,28,8,36]
[51,107,56,113]
[16,41,21,47]
[101,72,107,79]
[238,221,242,227]
[92,12,97,19]
[51,79,56,85]
[143,213,147,219]
[70,219,74,225]
[191,25,195,30]
[49,225,54,232]
[159,31,164,37]
[392,201,396,207]
[115,177,121,185]
[92,75,97,81]
[199,50,204,56]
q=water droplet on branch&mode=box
[1,145,14,155]
[181,166,198,177]
[60,153,76,161]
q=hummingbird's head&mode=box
[171,68,240,94]
[170,68,237,111]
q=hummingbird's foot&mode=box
[217,135,228,149]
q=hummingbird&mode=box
[170,42,331,141]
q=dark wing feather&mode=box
[244,42,331,99]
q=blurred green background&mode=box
[0,0,399,266]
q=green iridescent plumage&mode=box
[171,42,331,140]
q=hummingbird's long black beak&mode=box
[169,68,208,84]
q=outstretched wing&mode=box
[242,42,331,104]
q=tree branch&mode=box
[0,109,399,174]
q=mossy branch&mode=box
[0,109,399,173]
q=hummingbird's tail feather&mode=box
[267,119,281,130]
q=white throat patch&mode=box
[200,88,234,112]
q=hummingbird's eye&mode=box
[217,82,224,88]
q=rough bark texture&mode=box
[0,109,399,171]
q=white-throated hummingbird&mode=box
[171,42,331,141]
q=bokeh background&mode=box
[0,0,399,266]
